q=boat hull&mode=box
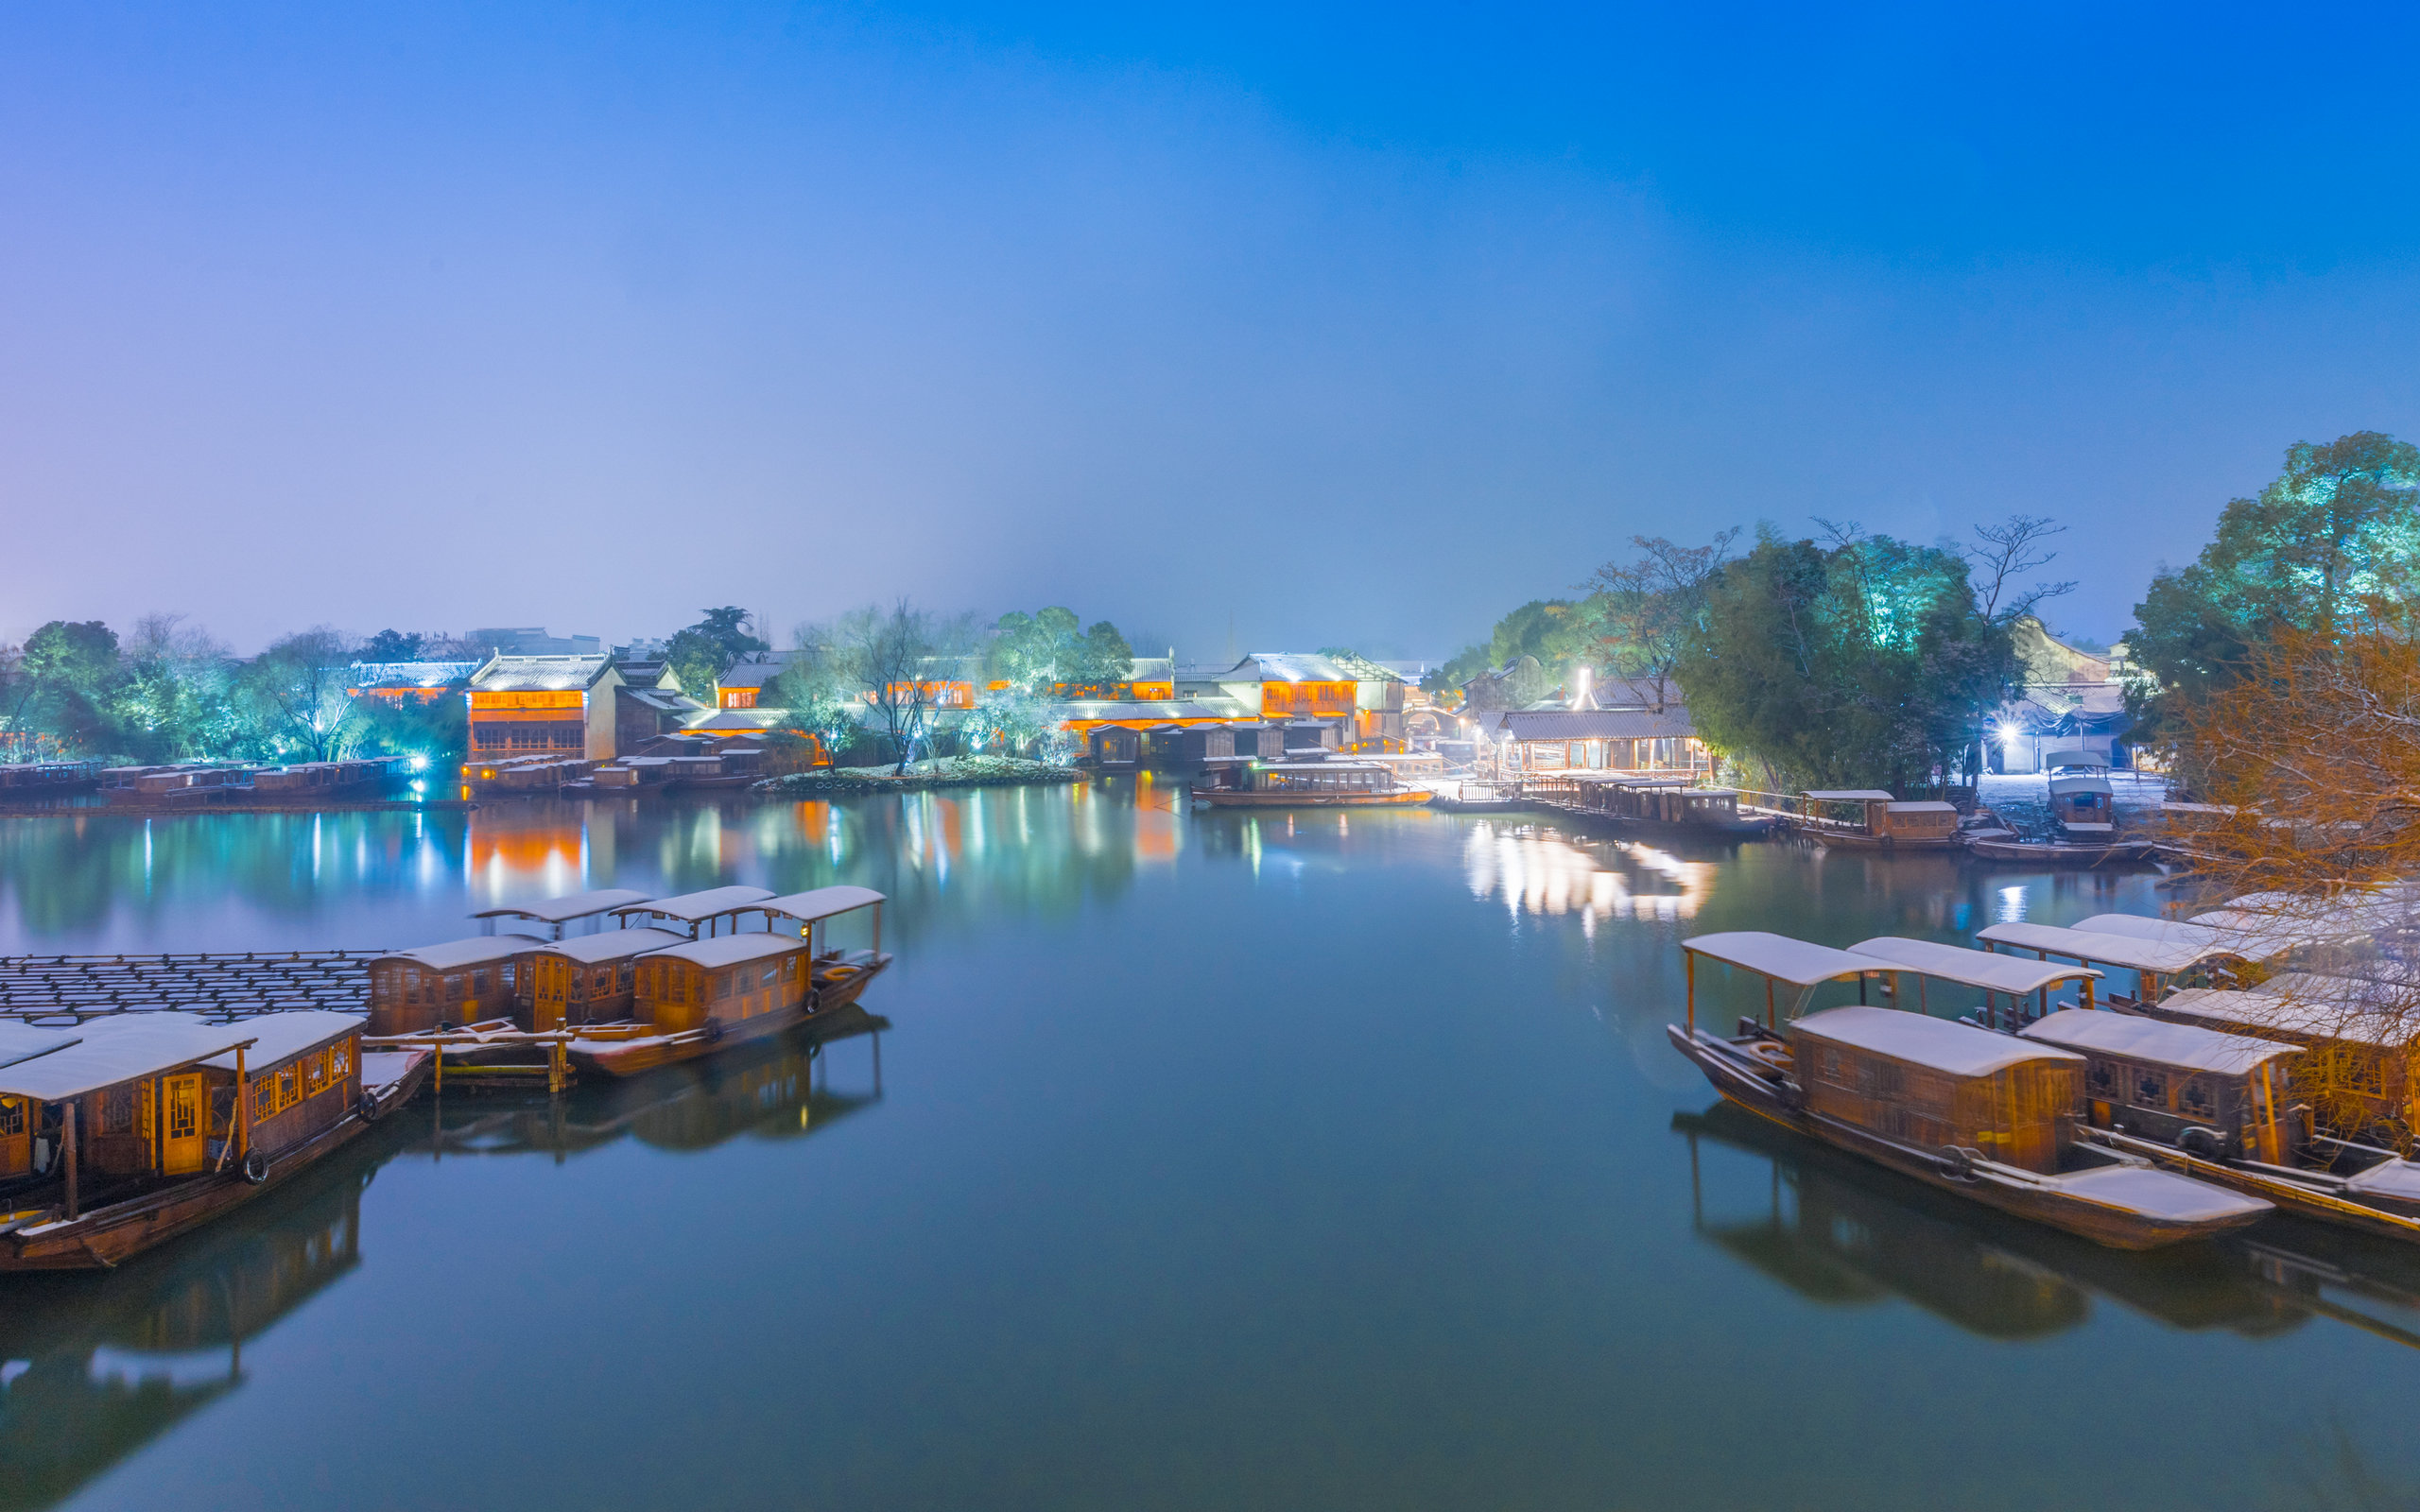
[1964,837,2158,865]
[568,954,893,1078]
[1809,832,1961,850]
[2085,1128,2420,1245]
[1666,1023,2271,1250]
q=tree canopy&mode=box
[988,608,1132,693]
[1428,599,1600,692]
[2131,432,2420,737]
[665,607,769,696]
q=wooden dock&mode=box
[0,950,377,1022]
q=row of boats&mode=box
[0,884,893,1270]
[1669,906,2420,1250]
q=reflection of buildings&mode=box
[0,1137,379,1512]
[1461,822,1716,929]
[1678,1102,2420,1349]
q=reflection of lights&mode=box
[1996,885,2028,923]
[1463,825,1714,922]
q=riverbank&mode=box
[754,755,1083,796]
[0,797,476,816]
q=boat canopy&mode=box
[199,1010,361,1072]
[1681,932,1878,987]
[2070,913,2229,951]
[379,935,544,972]
[539,926,688,965]
[648,933,807,971]
[1974,921,2221,974]
[0,1021,79,1071]
[2041,748,2111,768]
[753,885,887,924]
[1846,936,2102,996]
[471,887,655,924]
[0,1014,257,1102]
[1791,1005,2083,1076]
[610,885,776,923]
[2018,1007,2295,1074]
[2152,988,2416,1049]
[1803,789,1893,801]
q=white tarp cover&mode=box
[381,935,544,972]
[2152,988,2415,1050]
[1681,932,1879,987]
[540,926,688,965]
[0,1013,256,1102]
[755,885,888,923]
[472,887,655,923]
[610,885,775,922]
[199,1010,363,1072]
[1847,936,2101,995]
[2018,1007,2294,1074]
[1789,1005,2083,1077]
[649,933,807,970]
[1974,921,2219,974]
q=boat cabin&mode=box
[1573,776,1744,828]
[2144,986,2420,1139]
[608,885,777,940]
[366,936,543,1036]
[1791,1006,2086,1175]
[1239,761,1393,796]
[1977,920,2239,1006]
[523,927,688,1031]
[2045,748,2117,835]
[631,935,813,1036]
[1801,790,1958,844]
[2018,1008,2299,1163]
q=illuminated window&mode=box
[329,1039,354,1081]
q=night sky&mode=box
[6,5,2417,657]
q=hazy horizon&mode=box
[8,5,2418,659]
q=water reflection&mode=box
[1461,821,1717,927]
[1676,1101,2420,1349]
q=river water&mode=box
[2,784,2416,1511]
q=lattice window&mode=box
[329,1038,354,1081]
[0,1098,22,1137]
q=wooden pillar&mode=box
[1765,977,1775,1029]
[62,1101,78,1221]
[236,1046,250,1161]
[1685,952,1696,1035]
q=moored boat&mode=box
[1666,932,2273,1249]
[1192,759,1433,809]
[1,1011,424,1271]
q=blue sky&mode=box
[5,4,2417,657]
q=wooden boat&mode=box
[0,1011,427,1271]
[2045,748,2118,837]
[1192,759,1434,809]
[1666,932,2273,1249]
[2134,984,2420,1144]
[1540,774,1775,837]
[2016,1007,2420,1243]
[1798,790,1962,850]
[1963,835,2158,864]
[566,885,892,1077]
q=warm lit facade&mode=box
[347,660,477,705]
[464,655,622,761]
[1208,653,1405,751]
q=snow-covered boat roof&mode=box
[2074,912,2300,962]
[2152,988,2417,1050]
[200,1010,363,1072]
[2250,971,2418,1008]
[2042,748,2111,768]
[754,885,887,923]
[0,1013,257,1102]
[1791,1005,2083,1076]
[0,1021,78,1070]
[539,926,688,965]
[379,935,544,971]
[2345,1160,2420,1203]
[1803,789,1894,801]
[1973,921,2221,974]
[610,885,776,923]
[2018,1007,2295,1074]
[1886,800,1958,814]
[648,933,807,971]
[2047,1165,2272,1223]
[471,887,655,924]
[1682,932,1878,987]
[1846,936,2100,995]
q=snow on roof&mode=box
[755,885,886,923]
[468,654,614,692]
[0,1021,77,1069]
[2046,1165,2271,1223]
[380,935,544,971]
[2152,988,2417,1050]
[2072,914,2229,950]
[611,885,776,922]
[1847,936,2100,995]
[2019,1007,2295,1074]
[1804,790,1894,801]
[1790,1005,2083,1076]
[1973,922,2220,974]
[1478,708,1698,742]
[2042,748,2112,768]
[1886,801,1959,814]
[2345,1160,2420,1203]
[2249,971,2419,1008]
[539,926,688,964]
[648,933,807,970]
[471,887,656,924]
[200,1010,363,1072]
[0,1014,257,1101]
[1682,932,1879,987]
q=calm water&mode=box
[3,786,2418,1511]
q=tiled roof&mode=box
[468,654,615,692]
[1473,707,1697,741]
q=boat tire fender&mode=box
[359,1089,381,1123]
[241,1149,270,1185]
[2179,1126,2228,1160]
[1937,1145,1977,1181]
[700,1017,724,1043]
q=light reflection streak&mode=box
[1461,823,1715,923]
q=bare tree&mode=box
[1964,514,2076,625]
[816,602,977,772]
[1584,529,1740,707]
[240,627,360,763]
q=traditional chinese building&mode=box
[1991,619,2134,774]
[1464,675,1710,777]
[464,654,623,761]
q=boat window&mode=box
[2134,1071,2167,1107]
[713,971,733,1001]
[618,961,635,993]
[253,1076,277,1122]
[101,1085,136,1135]
[761,965,780,988]
[275,1064,300,1113]
[330,1039,354,1081]
[473,970,491,997]
[2180,1077,2213,1116]
[2087,1060,2117,1094]
[305,1051,331,1097]
[0,1098,21,1137]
